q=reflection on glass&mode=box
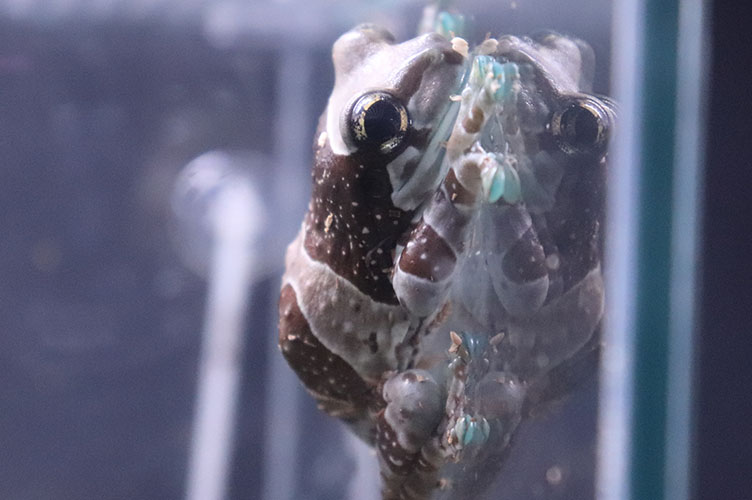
[278,5,615,499]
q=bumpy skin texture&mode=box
[279,27,615,500]
[279,24,463,437]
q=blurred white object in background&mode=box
[173,151,265,500]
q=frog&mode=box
[278,23,615,500]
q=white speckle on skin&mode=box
[362,227,370,234]
[352,201,359,207]
[317,131,328,147]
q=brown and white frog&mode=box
[278,25,615,500]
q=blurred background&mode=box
[0,1,749,499]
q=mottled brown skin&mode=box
[303,122,417,305]
[501,226,548,284]
[278,27,465,460]
[278,284,373,418]
[541,154,605,294]
[398,224,456,283]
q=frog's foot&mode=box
[376,369,445,500]
[443,331,526,459]
[441,377,526,498]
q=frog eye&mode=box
[551,96,612,158]
[344,91,410,155]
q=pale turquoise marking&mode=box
[494,62,519,101]
[500,160,521,203]
[456,414,491,447]
[459,331,487,360]
[435,11,465,38]
[483,155,522,204]
[471,57,519,102]
[488,164,506,203]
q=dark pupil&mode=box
[561,106,599,147]
[364,99,401,144]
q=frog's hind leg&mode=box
[278,284,376,439]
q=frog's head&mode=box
[494,33,616,215]
[494,33,616,292]
[322,25,464,211]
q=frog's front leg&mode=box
[392,58,550,321]
[483,202,550,316]
[391,62,497,320]
[392,156,482,319]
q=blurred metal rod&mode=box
[260,47,313,500]
[186,182,257,500]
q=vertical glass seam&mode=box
[664,1,707,499]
